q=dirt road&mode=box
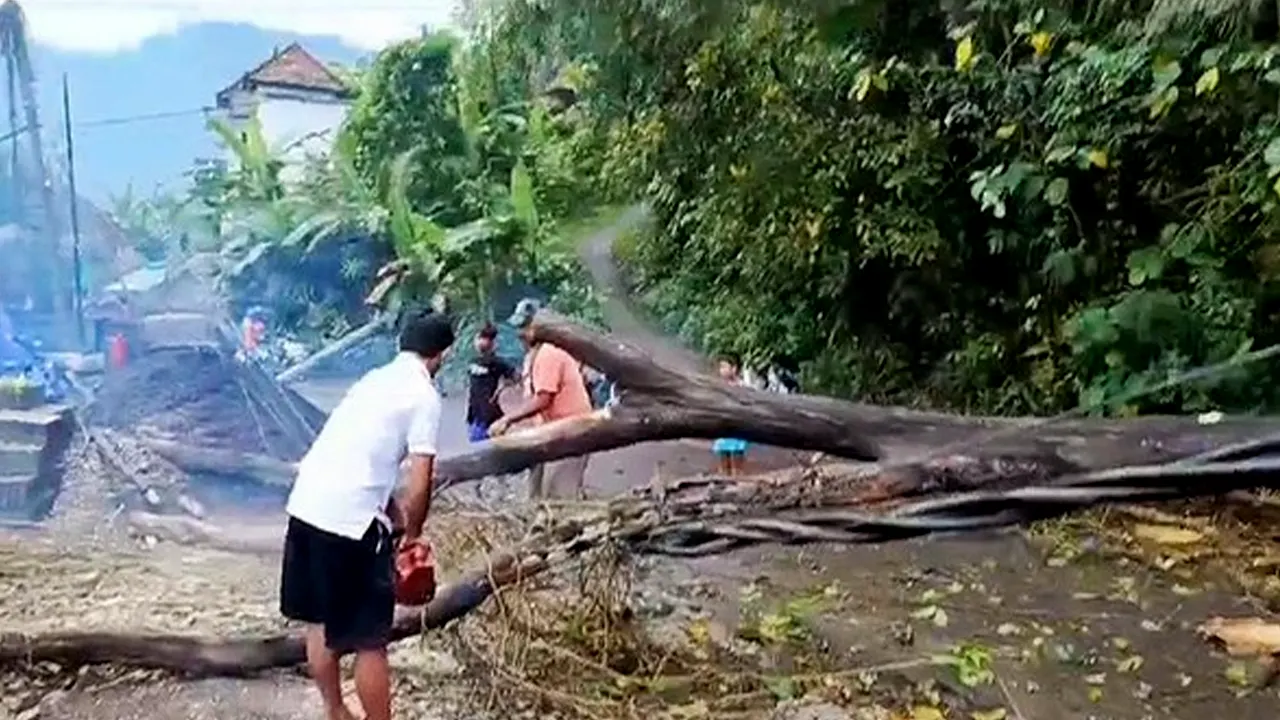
[563,209,1280,719]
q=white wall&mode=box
[258,95,348,170]
[220,86,349,184]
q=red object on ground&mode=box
[395,539,437,606]
[107,333,129,369]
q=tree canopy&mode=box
[463,0,1280,415]
[107,0,1280,414]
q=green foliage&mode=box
[343,33,473,225]
[498,0,1280,414]
[132,20,611,343]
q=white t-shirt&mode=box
[286,352,442,540]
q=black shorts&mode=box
[279,516,395,652]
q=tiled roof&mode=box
[219,43,350,99]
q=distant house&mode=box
[214,43,353,180]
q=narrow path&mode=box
[577,205,706,374]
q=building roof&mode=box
[215,43,351,105]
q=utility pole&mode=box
[62,73,84,347]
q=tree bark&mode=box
[276,315,391,384]
[432,312,1280,490]
[8,439,1277,677]
[0,555,531,677]
[146,312,1280,495]
[140,437,297,488]
[1,454,1020,677]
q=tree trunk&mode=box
[140,438,296,488]
[275,315,391,384]
[2,454,1022,677]
[149,312,1280,494]
[432,312,1280,489]
[29,312,1278,677]
[0,557,528,676]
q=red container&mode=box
[394,539,437,606]
[107,333,129,369]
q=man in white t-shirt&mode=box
[280,309,454,720]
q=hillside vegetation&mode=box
[491,0,1280,415]
[119,0,1280,417]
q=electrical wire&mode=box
[76,106,213,128]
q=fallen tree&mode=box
[147,311,1280,491]
[0,455,1027,675]
[19,311,1280,677]
[9,441,1280,677]
[275,314,392,384]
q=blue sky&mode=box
[21,0,459,53]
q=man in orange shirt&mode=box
[489,298,593,500]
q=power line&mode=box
[76,106,213,128]
[0,106,214,136]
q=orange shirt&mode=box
[523,343,593,423]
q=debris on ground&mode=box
[89,347,290,458]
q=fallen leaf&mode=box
[1224,661,1252,687]
[911,605,940,620]
[686,617,711,645]
[1117,655,1144,673]
[1132,524,1204,545]
[912,705,945,720]
[996,623,1021,637]
[971,709,1007,720]
[1198,617,1280,657]
[1087,687,1103,703]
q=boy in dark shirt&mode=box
[466,322,517,443]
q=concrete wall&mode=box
[220,86,349,184]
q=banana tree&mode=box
[365,148,535,319]
[278,130,388,253]
[206,115,309,282]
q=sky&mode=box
[19,0,460,53]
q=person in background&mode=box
[489,298,594,500]
[713,354,750,476]
[466,322,518,443]
[767,355,802,394]
[280,309,454,720]
[239,306,268,360]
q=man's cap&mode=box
[507,297,542,328]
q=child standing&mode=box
[713,355,749,476]
[466,323,518,443]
